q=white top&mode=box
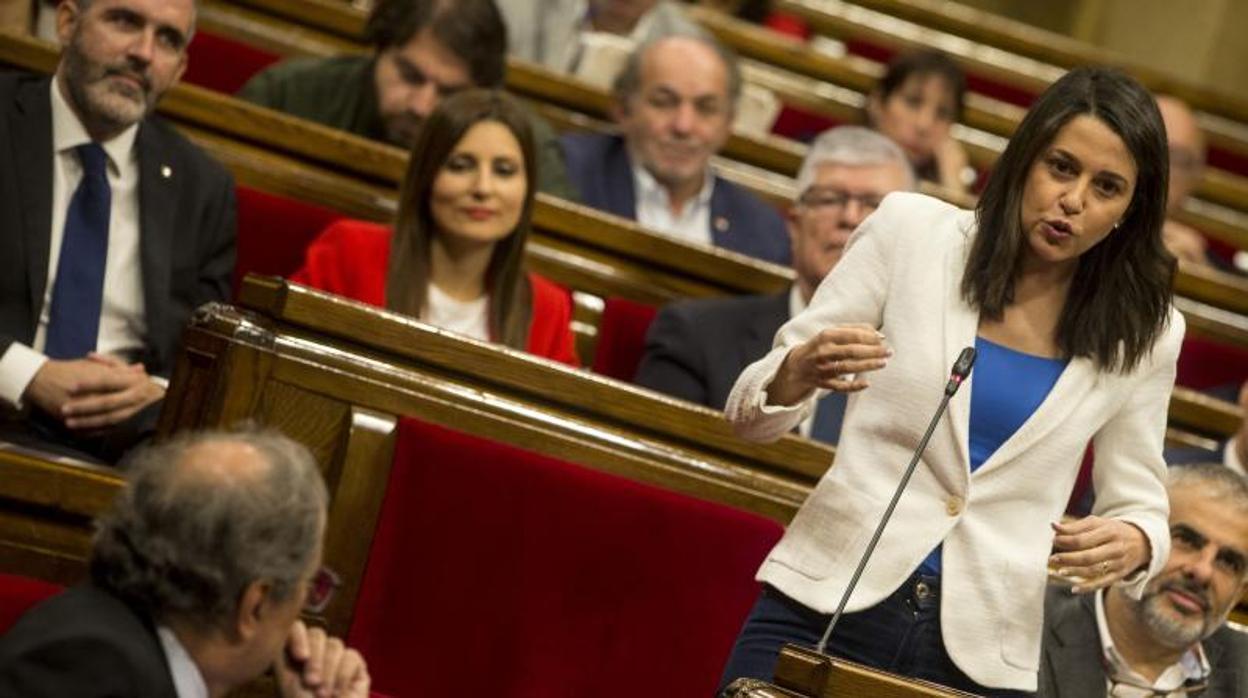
[1224,435,1246,476]
[1095,590,1209,696]
[156,626,209,698]
[0,79,145,407]
[424,284,489,342]
[725,192,1179,690]
[631,159,715,247]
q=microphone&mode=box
[814,347,977,655]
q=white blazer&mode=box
[725,192,1181,691]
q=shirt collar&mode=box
[50,76,140,173]
[788,284,807,320]
[156,626,209,698]
[630,157,715,212]
[1095,589,1211,694]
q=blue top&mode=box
[918,336,1067,575]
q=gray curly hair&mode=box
[90,427,327,628]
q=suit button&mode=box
[945,496,963,516]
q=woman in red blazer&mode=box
[292,90,578,366]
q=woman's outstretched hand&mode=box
[765,324,892,407]
[1050,517,1150,594]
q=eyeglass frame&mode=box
[796,187,885,214]
[303,566,342,614]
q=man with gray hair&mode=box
[1039,463,1248,697]
[635,126,913,443]
[0,428,371,697]
[559,33,790,264]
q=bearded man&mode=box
[1039,463,1248,697]
[0,0,235,463]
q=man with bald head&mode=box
[560,33,790,264]
[1156,95,1221,269]
[1039,464,1248,696]
[0,428,371,697]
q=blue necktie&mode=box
[809,391,847,445]
[45,143,111,360]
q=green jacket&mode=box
[237,55,576,200]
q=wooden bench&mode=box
[774,0,1248,176]
[158,282,836,695]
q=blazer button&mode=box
[945,496,964,516]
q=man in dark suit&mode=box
[0,0,235,462]
[559,33,791,265]
[1039,463,1248,698]
[0,428,371,697]
[634,126,912,444]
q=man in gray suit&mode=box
[634,126,912,444]
[1040,463,1248,697]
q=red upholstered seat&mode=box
[590,297,659,382]
[348,419,784,698]
[184,32,282,95]
[1177,336,1248,391]
[232,187,347,297]
[0,574,61,633]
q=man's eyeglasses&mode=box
[303,567,342,614]
[798,189,884,213]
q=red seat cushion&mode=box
[232,187,346,297]
[348,419,783,698]
[184,32,282,94]
[0,574,62,633]
[590,297,659,381]
[1177,336,1248,391]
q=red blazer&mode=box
[292,219,579,366]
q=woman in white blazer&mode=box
[717,67,1181,695]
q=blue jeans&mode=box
[716,573,1032,697]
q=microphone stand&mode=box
[815,347,976,655]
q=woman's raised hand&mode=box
[765,324,892,407]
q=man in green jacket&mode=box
[237,0,575,200]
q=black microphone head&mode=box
[952,347,976,378]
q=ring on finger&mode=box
[1100,561,1110,576]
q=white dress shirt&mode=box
[424,283,490,342]
[1223,435,1246,476]
[631,160,715,247]
[1095,590,1209,696]
[156,626,209,698]
[0,79,146,406]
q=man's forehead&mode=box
[1170,487,1248,552]
[639,39,728,98]
[809,161,907,193]
[90,0,196,35]
[393,28,473,87]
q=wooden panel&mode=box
[0,448,122,585]
[809,0,1248,128]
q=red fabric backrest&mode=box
[1177,336,1248,391]
[0,574,62,633]
[590,297,659,381]
[184,32,282,95]
[232,186,345,297]
[348,419,783,698]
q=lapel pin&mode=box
[160,165,172,178]
[713,216,729,233]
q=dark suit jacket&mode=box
[0,585,178,697]
[0,72,236,381]
[636,291,788,410]
[558,132,791,265]
[1039,586,1248,697]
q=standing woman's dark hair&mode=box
[963,66,1174,373]
[386,89,537,350]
